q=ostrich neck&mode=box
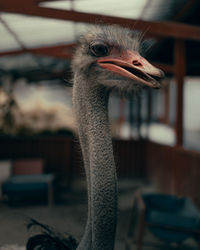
[73,77,117,250]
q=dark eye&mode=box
[90,41,109,57]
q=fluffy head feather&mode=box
[71,25,145,93]
[71,25,163,94]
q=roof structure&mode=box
[0,0,200,61]
[0,0,200,147]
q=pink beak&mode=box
[97,50,164,88]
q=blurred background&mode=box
[0,0,200,249]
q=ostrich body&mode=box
[26,25,163,250]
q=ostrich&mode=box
[26,25,164,250]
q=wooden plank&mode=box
[174,39,186,147]
[0,136,73,178]
[1,0,200,40]
[146,141,200,205]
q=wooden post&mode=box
[174,39,186,147]
[119,98,126,137]
[136,95,142,139]
[129,96,134,139]
[160,80,170,125]
[146,89,152,126]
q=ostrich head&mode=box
[72,25,164,92]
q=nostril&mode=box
[132,60,142,67]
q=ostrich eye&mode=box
[90,42,109,57]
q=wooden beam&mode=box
[0,44,174,76]
[1,0,200,40]
[30,44,74,59]
[174,39,186,147]
[0,50,26,57]
[8,69,72,82]
[0,44,75,58]
[151,62,174,74]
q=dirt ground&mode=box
[0,178,143,250]
[0,179,198,250]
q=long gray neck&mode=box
[73,76,118,250]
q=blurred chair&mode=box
[2,159,54,205]
[125,192,200,250]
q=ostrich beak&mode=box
[97,50,164,88]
